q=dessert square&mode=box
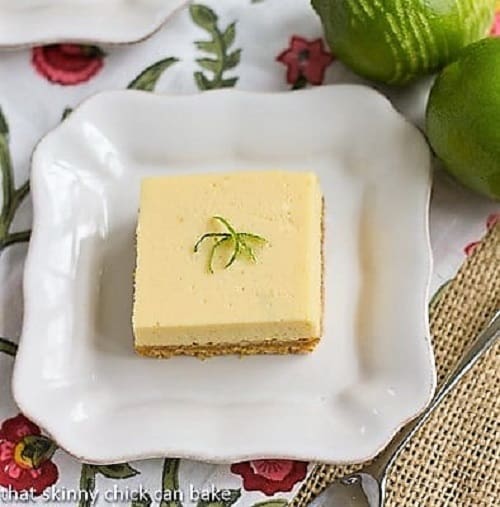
[133,170,323,358]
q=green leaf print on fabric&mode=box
[160,458,183,507]
[94,463,140,479]
[0,336,17,356]
[128,57,180,91]
[196,488,241,507]
[190,4,241,90]
[131,492,152,507]
[250,500,288,507]
[0,107,30,253]
[79,464,97,507]
[291,75,308,90]
[21,434,57,468]
[79,463,140,507]
[61,107,73,121]
[0,109,7,136]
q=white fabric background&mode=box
[0,1,498,505]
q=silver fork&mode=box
[309,310,500,507]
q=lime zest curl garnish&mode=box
[194,216,267,274]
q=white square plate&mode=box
[0,0,186,47]
[14,86,435,464]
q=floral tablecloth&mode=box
[0,1,499,506]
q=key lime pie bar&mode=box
[133,170,323,358]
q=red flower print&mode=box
[491,3,500,36]
[277,36,334,89]
[231,459,308,495]
[0,414,58,495]
[486,212,499,230]
[32,44,105,85]
[464,241,481,256]
[464,213,499,256]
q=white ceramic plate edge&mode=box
[13,87,436,464]
[0,0,188,48]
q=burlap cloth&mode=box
[291,224,500,507]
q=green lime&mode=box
[426,37,500,200]
[312,0,496,85]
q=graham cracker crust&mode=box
[136,337,320,359]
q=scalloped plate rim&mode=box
[0,0,188,48]
[13,86,436,464]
